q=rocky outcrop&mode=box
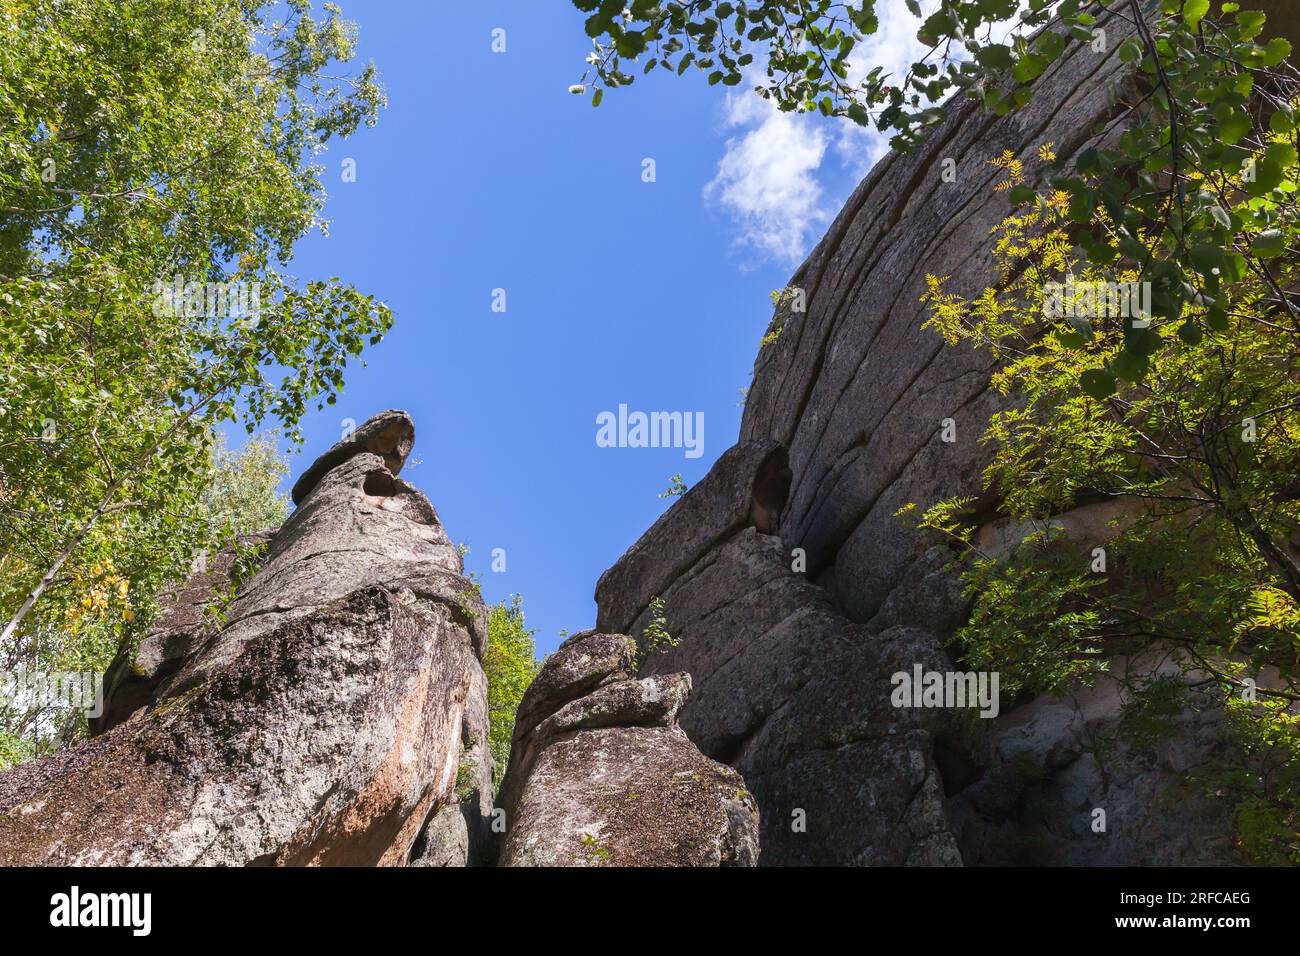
[592,5,1268,866]
[91,531,273,736]
[738,11,1142,623]
[496,631,760,866]
[0,411,492,866]
[948,650,1243,866]
[599,452,964,865]
[2,408,761,868]
[595,440,790,635]
[289,408,416,505]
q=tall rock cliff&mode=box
[595,6,1265,865]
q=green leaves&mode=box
[0,0,391,714]
[1183,0,1210,31]
[919,0,1300,862]
[579,0,1219,154]
[202,433,291,537]
[1111,348,1148,383]
[484,595,541,787]
[1246,149,1287,197]
[1252,36,1292,68]
[976,43,1014,71]
[1252,228,1287,258]
[1013,51,1048,84]
[1034,29,1067,63]
[1219,111,1253,145]
[1080,368,1117,400]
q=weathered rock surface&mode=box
[738,11,1143,622]
[497,631,759,867]
[600,445,1248,865]
[593,5,1270,865]
[91,530,275,736]
[147,456,479,715]
[946,650,1268,868]
[409,658,494,867]
[948,650,1247,866]
[595,440,790,635]
[611,484,965,865]
[289,408,415,505]
[0,411,491,867]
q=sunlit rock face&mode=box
[0,411,492,867]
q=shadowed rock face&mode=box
[603,488,964,866]
[91,530,275,737]
[593,6,1269,866]
[496,632,760,867]
[947,650,1244,866]
[0,411,492,867]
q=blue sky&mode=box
[275,1,928,655]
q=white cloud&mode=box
[703,89,829,267]
[703,3,936,266]
[833,4,935,177]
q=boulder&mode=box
[497,631,759,867]
[511,630,638,738]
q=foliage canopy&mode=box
[0,0,388,742]
[484,595,542,786]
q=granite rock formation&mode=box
[496,630,760,866]
[593,5,1272,865]
[0,409,754,868]
[0,411,492,866]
